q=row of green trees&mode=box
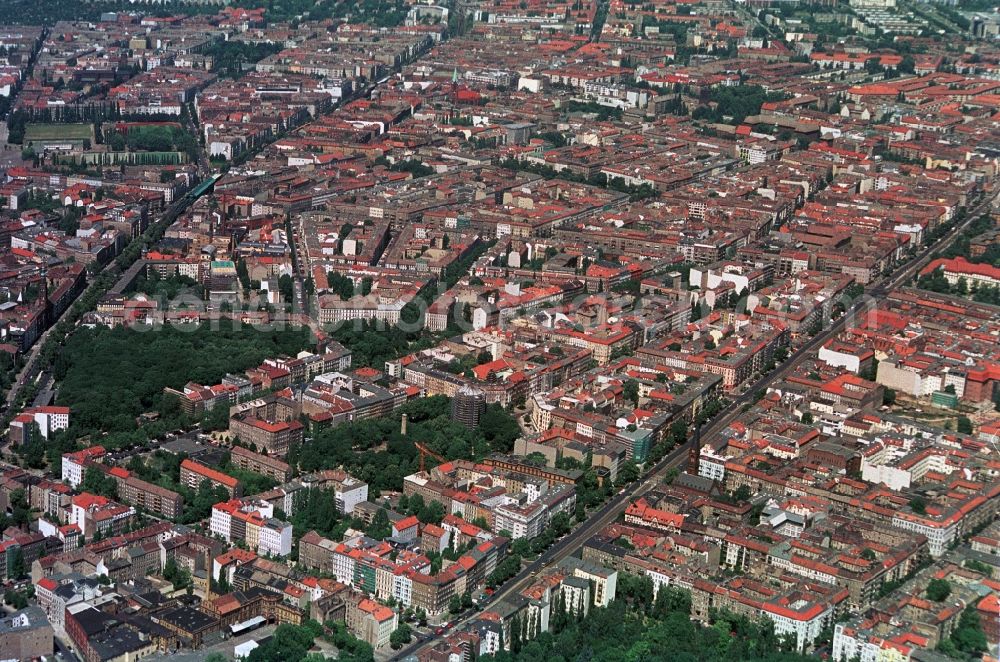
[55,151,186,167]
[0,0,136,25]
[918,271,1000,306]
[938,214,1000,266]
[0,0,400,28]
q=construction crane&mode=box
[414,441,447,473]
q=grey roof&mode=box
[673,472,716,493]
[72,606,121,636]
[156,605,219,634]
[0,606,50,634]
[90,625,149,660]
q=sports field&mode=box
[23,123,95,142]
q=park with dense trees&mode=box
[226,619,375,662]
[10,322,316,469]
[294,396,520,495]
[484,576,815,662]
[203,40,284,79]
[284,486,377,547]
[692,85,789,124]
[53,322,313,437]
[328,319,426,368]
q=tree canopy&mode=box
[204,40,283,79]
[926,579,951,602]
[53,322,312,438]
[692,85,788,124]
[485,577,813,662]
[246,620,324,662]
[81,466,118,498]
[296,396,519,495]
[938,605,989,658]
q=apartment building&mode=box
[494,499,547,540]
[228,415,304,457]
[8,405,70,443]
[61,447,107,489]
[118,474,184,520]
[210,499,293,557]
[230,446,292,483]
[180,459,242,498]
[298,530,338,574]
[70,494,135,540]
[346,596,397,649]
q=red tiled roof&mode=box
[181,459,240,489]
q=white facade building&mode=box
[493,500,546,540]
[763,600,831,653]
[258,519,293,557]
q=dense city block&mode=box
[0,0,997,661]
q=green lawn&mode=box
[24,123,94,142]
